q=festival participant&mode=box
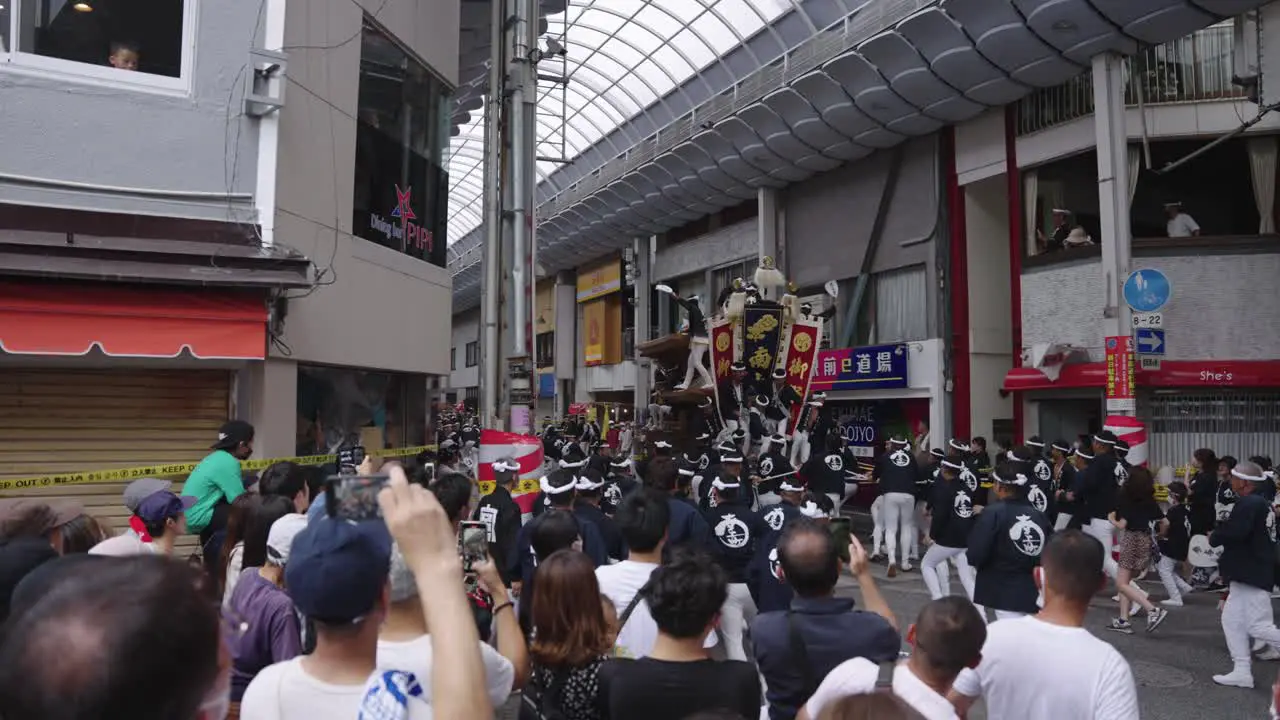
[1155,481,1196,607]
[1106,467,1169,634]
[948,530,1140,719]
[872,436,920,577]
[966,462,1052,622]
[472,457,523,585]
[1210,461,1280,689]
[703,474,768,661]
[921,459,977,602]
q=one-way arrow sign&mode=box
[1135,328,1165,355]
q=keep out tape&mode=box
[0,445,436,493]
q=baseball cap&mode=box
[0,499,84,538]
[285,517,392,623]
[135,491,197,526]
[123,478,172,513]
[212,420,255,450]
[266,513,308,566]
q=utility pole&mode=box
[481,0,539,432]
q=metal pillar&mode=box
[758,187,778,262]
[632,236,653,413]
[478,0,504,429]
[1093,53,1134,342]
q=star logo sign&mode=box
[391,185,416,223]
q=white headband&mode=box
[493,459,520,473]
[610,459,631,468]
[1051,443,1072,453]
[1231,467,1267,483]
[540,477,576,495]
[655,440,672,449]
[780,478,805,492]
[1093,434,1117,446]
[678,467,696,477]
[575,476,605,491]
[559,458,586,469]
[721,454,744,464]
[992,471,1029,486]
[949,439,968,451]
[889,438,909,446]
[711,478,740,491]
[1075,449,1095,460]
[799,501,828,519]
[941,459,965,471]
[1027,439,1045,448]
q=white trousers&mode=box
[1222,582,1280,671]
[825,493,842,517]
[871,496,885,555]
[1084,518,1119,580]
[882,492,916,566]
[910,500,928,560]
[720,582,758,662]
[790,430,810,467]
[681,341,715,389]
[1157,555,1194,603]
[922,544,975,601]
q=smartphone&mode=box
[458,520,489,573]
[324,474,389,521]
[336,445,367,476]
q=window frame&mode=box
[1,0,198,96]
[451,346,457,371]
[465,341,479,367]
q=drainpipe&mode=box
[1005,107,1024,443]
[945,127,971,440]
[479,0,503,428]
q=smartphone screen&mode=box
[459,520,489,573]
[324,474,390,521]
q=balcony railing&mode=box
[1017,21,1246,135]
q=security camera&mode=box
[544,37,566,56]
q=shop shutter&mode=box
[0,369,232,558]
[1140,391,1280,468]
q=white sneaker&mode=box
[1212,670,1254,688]
[673,382,689,390]
[901,563,914,573]
[1160,598,1184,607]
[1256,646,1280,662]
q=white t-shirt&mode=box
[377,635,514,708]
[223,543,245,608]
[240,657,433,720]
[805,659,957,720]
[89,532,157,557]
[952,616,1138,720]
[1167,212,1200,237]
[596,560,716,658]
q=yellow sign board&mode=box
[576,257,622,302]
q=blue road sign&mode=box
[1135,328,1166,355]
[1124,269,1172,313]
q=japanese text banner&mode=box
[742,306,783,396]
[809,344,909,392]
[710,318,734,384]
[785,319,821,433]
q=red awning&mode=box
[1004,360,1280,391]
[0,282,267,360]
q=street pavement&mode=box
[834,558,1276,720]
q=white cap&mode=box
[266,513,308,566]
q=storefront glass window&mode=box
[352,19,450,267]
[296,365,428,454]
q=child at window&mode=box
[109,41,139,71]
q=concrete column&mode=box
[632,236,653,412]
[553,270,576,419]
[758,187,779,262]
[237,358,298,460]
[1092,53,1134,338]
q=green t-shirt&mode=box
[184,450,245,533]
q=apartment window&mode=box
[465,341,479,367]
[535,332,554,367]
[352,19,450,268]
[296,365,428,453]
[712,260,754,305]
[451,347,457,371]
[1,0,192,89]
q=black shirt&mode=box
[675,295,708,337]
[704,501,770,583]
[1080,453,1120,520]
[929,479,977,549]
[663,495,716,562]
[1188,470,1218,535]
[874,447,919,496]
[575,502,626,562]
[967,498,1052,613]
[1115,496,1163,533]
[1159,503,1192,561]
[472,485,523,585]
[756,452,794,496]
[1210,493,1278,591]
[802,452,847,497]
[599,658,761,720]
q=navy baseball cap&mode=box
[135,491,197,525]
[285,517,392,623]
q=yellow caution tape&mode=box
[478,478,541,496]
[0,445,436,493]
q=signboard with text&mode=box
[809,344,909,392]
[1105,335,1136,413]
[576,257,622,302]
